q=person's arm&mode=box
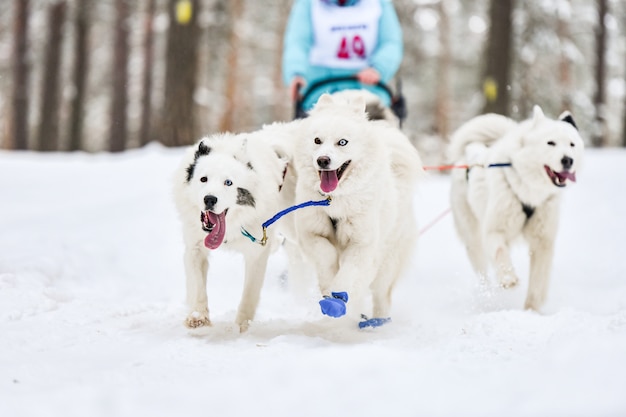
[368,0,403,82]
[282,0,313,88]
[356,67,381,84]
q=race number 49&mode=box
[337,35,366,59]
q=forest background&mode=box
[1,0,625,161]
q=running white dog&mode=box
[292,92,423,326]
[173,130,292,331]
[448,105,584,311]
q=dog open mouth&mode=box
[544,165,576,188]
[200,209,227,249]
[319,160,351,193]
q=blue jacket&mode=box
[282,0,403,110]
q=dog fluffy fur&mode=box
[292,92,423,320]
[448,105,584,311]
[173,130,292,331]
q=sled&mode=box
[293,75,407,128]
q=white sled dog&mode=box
[292,92,423,326]
[173,130,292,331]
[448,105,584,311]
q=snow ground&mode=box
[1,145,625,417]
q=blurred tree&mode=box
[515,2,533,119]
[482,0,514,116]
[272,0,291,122]
[11,0,30,150]
[623,14,626,148]
[218,0,243,133]
[592,0,608,147]
[435,0,451,140]
[622,49,626,148]
[160,0,201,147]
[557,1,573,113]
[68,0,91,151]
[139,0,157,147]
[109,0,131,153]
[36,0,66,151]
[199,0,228,134]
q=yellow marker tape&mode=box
[176,0,192,25]
[483,77,498,102]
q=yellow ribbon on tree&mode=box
[176,0,192,25]
[483,77,498,103]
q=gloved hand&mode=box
[319,292,349,317]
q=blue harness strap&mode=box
[241,197,331,245]
[262,198,331,229]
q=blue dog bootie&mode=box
[358,314,391,329]
[319,292,349,317]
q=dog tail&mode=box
[447,113,517,163]
[381,124,424,184]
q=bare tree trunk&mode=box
[36,0,66,152]
[11,0,30,150]
[203,0,228,134]
[273,0,291,122]
[160,0,201,147]
[592,0,608,147]
[623,39,626,147]
[517,3,532,119]
[218,0,243,133]
[68,0,90,151]
[435,0,450,140]
[557,2,573,112]
[109,0,130,152]
[139,0,156,147]
[482,0,515,116]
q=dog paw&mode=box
[524,296,544,312]
[319,291,349,317]
[500,275,519,289]
[185,311,211,328]
[238,320,250,333]
[358,315,391,329]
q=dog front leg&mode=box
[485,231,519,289]
[525,239,554,311]
[184,243,211,328]
[333,243,377,316]
[236,246,271,332]
[299,232,339,294]
[524,201,559,311]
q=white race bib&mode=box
[309,0,381,69]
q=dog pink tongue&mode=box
[561,171,576,182]
[204,211,226,249]
[320,170,338,193]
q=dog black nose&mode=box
[204,195,218,210]
[317,156,331,169]
[561,156,573,170]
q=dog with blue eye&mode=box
[290,92,423,327]
[173,130,293,332]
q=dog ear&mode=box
[532,105,545,126]
[315,93,334,109]
[186,140,212,182]
[349,95,367,115]
[558,111,578,130]
[195,140,211,158]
